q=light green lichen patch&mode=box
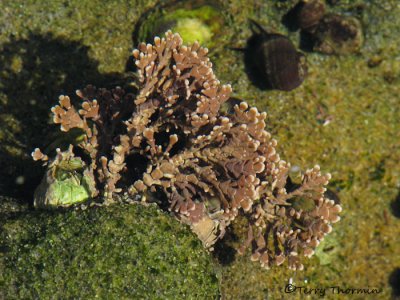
[173,17,212,45]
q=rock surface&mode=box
[0,201,219,299]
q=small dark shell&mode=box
[282,0,325,32]
[245,23,307,91]
[297,0,326,31]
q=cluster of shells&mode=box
[33,31,342,270]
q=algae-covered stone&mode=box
[0,202,219,299]
[0,196,29,216]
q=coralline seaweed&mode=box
[33,31,342,270]
[33,86,135,201]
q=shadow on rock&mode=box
[389,268,400,298]
[390,190,400,218]
[0,32,124,202]
[243,31,270,91]
[212,227,238,266]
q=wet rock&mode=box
[0,202,219,299]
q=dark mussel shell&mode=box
[283,0,326,32]
[245,22,307,91]
[297,0,326,31]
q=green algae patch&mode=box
[134,3,229,49]
[173,17,212,45]
[0,203,219,299]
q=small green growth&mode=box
[137,5,225,48]
[161,6,221,46]
[10,55,23,74]
[315,231,339,265]
[0,202,219,299]
[173,18,212,45]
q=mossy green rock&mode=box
[0,203,219,299]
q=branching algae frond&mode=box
[33,31,342,270]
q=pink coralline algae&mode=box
[33,31,342,270]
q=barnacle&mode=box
[33,31,342,269]
[32,146,97,208]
